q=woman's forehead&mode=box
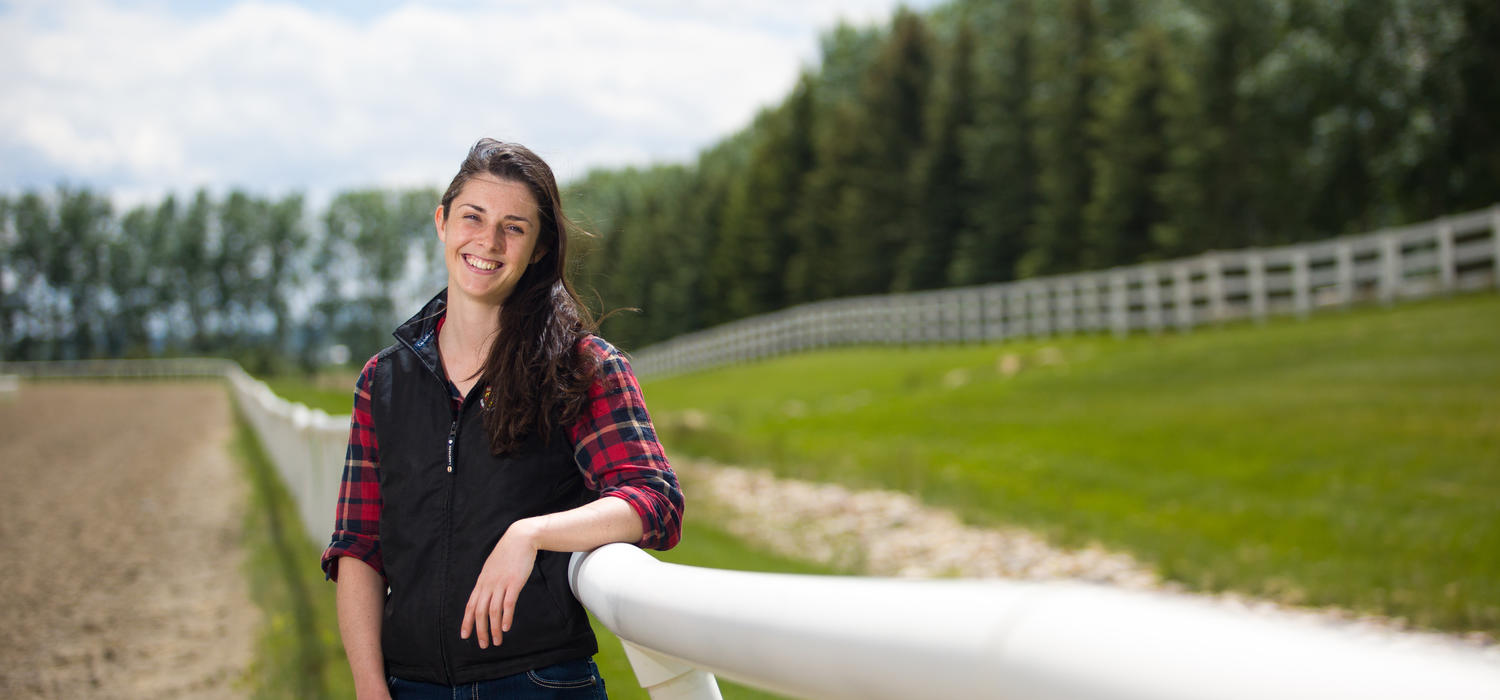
[458,175,539,211]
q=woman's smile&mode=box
[463,253,501,272]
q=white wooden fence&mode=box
[570,542,1500,700]
[630,205,1500,377]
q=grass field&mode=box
[640,293,1500,635]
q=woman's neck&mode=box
[439,291,501,387]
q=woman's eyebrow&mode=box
[458,202,531,223]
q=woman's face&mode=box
[435,175,545,308]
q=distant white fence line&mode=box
[630,204,1500,377]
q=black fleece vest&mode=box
[371,293,597,685]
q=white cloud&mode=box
[0,0,935,204]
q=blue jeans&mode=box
[387,658,607,699]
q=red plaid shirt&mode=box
[321,334,684,580]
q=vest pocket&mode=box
[533,550,575,622]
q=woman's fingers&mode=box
[461,522,539,649]
[488,592,504,646]
[464,580,519,649]
[461,592,475,640]
[502,586,519,635]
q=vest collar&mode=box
[392,289,449,386]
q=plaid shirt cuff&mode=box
[322,534,384,582]
[571,336,684,551]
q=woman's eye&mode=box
[463,214,480,222]
[507,225,524,234]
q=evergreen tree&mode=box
[1406,0,1500,216]
[833,7,935,295]
[1159,1,1281,252]
[1025,0,1104,276]
[953,0,1038,285]
[897,20,979,292]
[1083,24,1179,267]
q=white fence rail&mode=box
[570,543,1500,700]
[630,204,1500,377]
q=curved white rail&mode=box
[570,543,1500,700]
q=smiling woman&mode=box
[320,139,685,700]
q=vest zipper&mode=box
[437,417,459,685]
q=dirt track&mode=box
[0,382,255,699]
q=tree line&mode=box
[0,187,441,371]
[568,0,1498,349]
[3,0,1496,364]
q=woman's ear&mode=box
[433,205,447,242]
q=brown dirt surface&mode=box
[0,381,257,699]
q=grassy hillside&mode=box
[641,293,1500,635]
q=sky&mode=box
[0,0,942,209]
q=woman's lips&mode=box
[463,253,500,272]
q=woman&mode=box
[322,139,684,699]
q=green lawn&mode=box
[259,369,361,415]
[640,293,1500,635]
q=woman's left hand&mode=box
[461,519,540,649]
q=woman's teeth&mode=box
[464,254,498,270]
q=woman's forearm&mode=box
[336,557,391,700]
[519,495,645,553]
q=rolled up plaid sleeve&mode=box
[320,354,385,581]
[568,336,684,551]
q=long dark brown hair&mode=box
[439,138,598,454]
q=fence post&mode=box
[1007,284,1027,339]
[1336,241,1355,308]
[1437,221,1456,293]
[1205,254,1226,323]
[1492,206,1500,289]
[1142,266,1163,334]
[1076,274,1098,332]
[1033,282,1052,338]
[621,641,724,700]
[1292,248,1311,318]
[1110,271,1129,338]
[1173,263,1192,331]
[1247,251,1268,322]
[1055,278,1075,335]
[1379,231,1401,305]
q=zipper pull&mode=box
[446,420,457,474]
